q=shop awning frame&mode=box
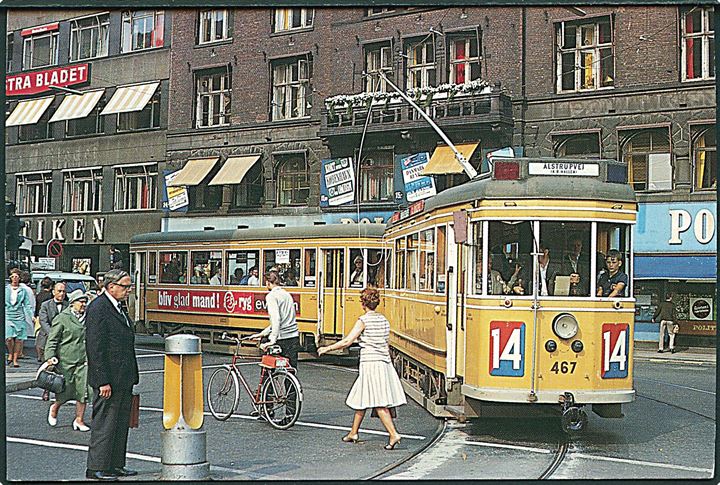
[208,155,262,186]
[423,142,480,175]
[48,89,105,123]
[166,157,220,187]
[6,96,54,126]
[100,81,160,115]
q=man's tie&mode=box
[118,302,131,327]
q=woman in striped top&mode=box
[318,287,406,450]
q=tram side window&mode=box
[226,250,259,285]
[538,222,591,297]
[407,233,419,291]
[159,251,188,284]
[487,221,533,296]
[366,248,388,288]
[436,226,446,293]
[470,222,482,294]
[303,249,316,287]
[418,229,435,292]
[596,223,631,298]
[190,251,222,285]
[349,248,365,288]
[148,251,157,284]
[263,249,301,286]
[394,238,406,289]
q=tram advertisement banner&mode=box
[320,157,355,207]
[156,289,300,315]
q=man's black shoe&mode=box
[85,470,118,481]
[113,467,138,477]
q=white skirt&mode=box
[345,360,407,410]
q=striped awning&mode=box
[6,96,54,127]
[166,158,219,187]
[100,81,160,115]
[209,155,262,186]
[48,89,105,123]
[423,142,480,175]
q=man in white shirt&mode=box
[246,267,260,286]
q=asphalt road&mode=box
[6,347,715,481]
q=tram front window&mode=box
[539,222,591,297]
[597,223,631,298]
[487,221,533,296]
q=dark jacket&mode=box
[653,300,676,322]
[85,293,139,391]
[35,289,53,317]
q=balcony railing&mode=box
[320,88,513,137]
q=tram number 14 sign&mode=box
[601,323,629,379]
[489,321,525,377]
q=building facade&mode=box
[6,6,716,343]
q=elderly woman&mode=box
[45,289,93,431]
[318,287,406,450]
[5,268,33,367]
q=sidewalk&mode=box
[633,341,716,366]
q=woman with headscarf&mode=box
[318,287,406,450]
[5,268,33,367]
[45,289,93,431]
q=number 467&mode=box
[551,361,576,374]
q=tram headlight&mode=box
[552,313,579,340]
[571,340,584,353]
[545,340,557,352]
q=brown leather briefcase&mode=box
[129,393,140,428]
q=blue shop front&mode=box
[633,202,716,346]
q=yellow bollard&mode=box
[163,353,203,430]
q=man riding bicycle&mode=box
[249,270,300,371]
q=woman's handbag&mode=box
[129,393,140,428]
[35,362,65,394]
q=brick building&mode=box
[6,6,716,343]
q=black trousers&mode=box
[87,387,132,472]
[277,336,300,371]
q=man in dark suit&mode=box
[85,270,139,481]
[37,282,67,362]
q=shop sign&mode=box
[156,289,300,315]
[634,202,716,252]
[20,22,59,36]
[6,63,89,96]
[320,157,355,207]
[689,297,713,321]
[528,161,599,177]
[163,170,189,212]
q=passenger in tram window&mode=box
[209,266,222,285]
[246,267,260,286]
[229,268,244,285]
[597,250,627,298]
[350,256,364,288]
[284,269,299,287]
[562,236,590,296]
[486,255,520,295]
[538,244,560,296]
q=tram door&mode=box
[445,226,458,380]
[318,248,345,338]
[131,251,146,323]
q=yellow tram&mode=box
[129,224,388,350]
[383,157,637,432]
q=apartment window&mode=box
[63,169,103,213]
[693,125,717,190]
[115,164,158,210]
[16,172,52,215]
[231,163,263,209]
[277,155,309,206]
[556,16,614,92]
[188,185,222,211]
[272,58,310,120]
[18,110,53,143]
[70,13,109,61]
[196,69,231,128]
[198,10,231,44]
[682,7,715,81]
[273,8,313,33]
[553,132,601,158]
[7,33,14,72]
[365,44,393,92]
[118,87,161,131]
[448,34,481,84]
[621,128,672,192]
[23,30,59,69]
[358,150,393,202]
[121,10,165,53]
[406,39,436,89]
[66,104,104,137]
[367,8,395,15]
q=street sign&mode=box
[47,239,63,257]
[35,257,56,270]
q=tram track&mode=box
[635,392,715,422]
[538,439,569,479]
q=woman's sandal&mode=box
[384,437,401,450]
[341,434,359,443]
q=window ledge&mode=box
[195,38,234,48]
[270,26,314,37]
[271,116,311,124]
[116,126,162,135]
[70,53,109,63]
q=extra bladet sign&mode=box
[6,63,90,96]
[156,289,301,315]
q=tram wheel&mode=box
[560,407,588,434]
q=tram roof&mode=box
[417,157,636,219]
[130,223,387,245]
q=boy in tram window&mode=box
[597,249,627,298]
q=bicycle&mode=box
[206,332,303,430]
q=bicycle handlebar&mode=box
[219,332,260,345]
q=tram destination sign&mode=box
[156,289,300,315]
[529,162,599,177]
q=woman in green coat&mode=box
[45,290,93,431]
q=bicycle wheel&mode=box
[260,370,303,430]
[207,366,239,421]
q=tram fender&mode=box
[591,403,624,418]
